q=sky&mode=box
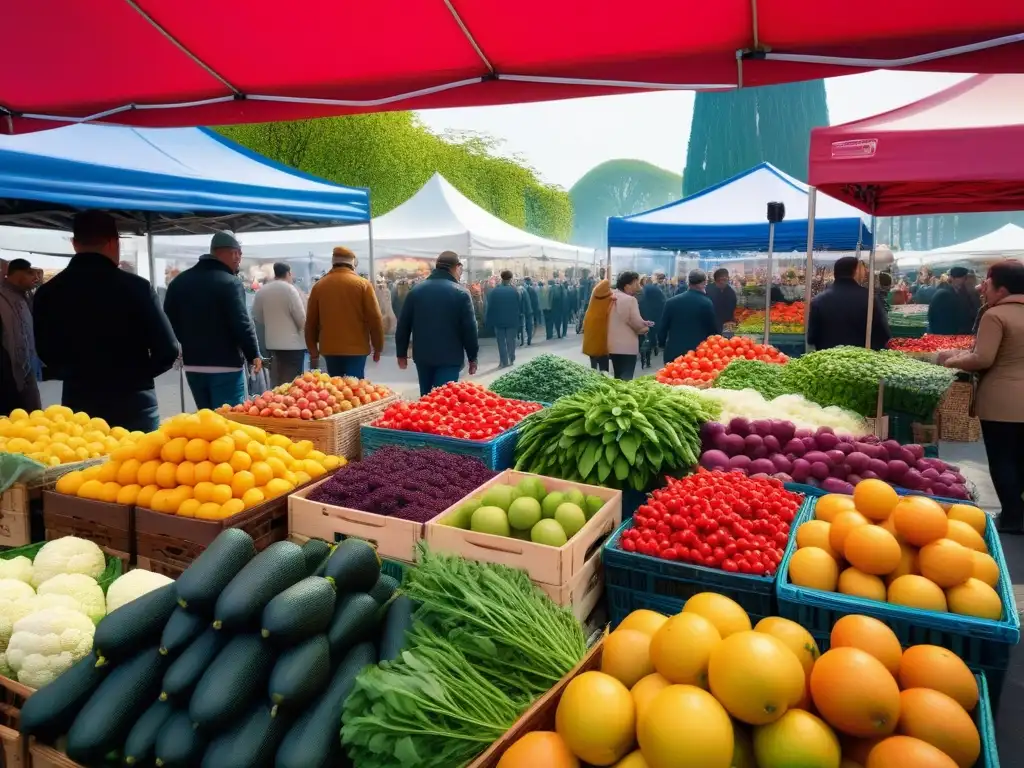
[417,71,971,189]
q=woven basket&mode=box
[939,412,982,443]
[939,381,974,415]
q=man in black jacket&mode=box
[807,256,891,351]
[33,211,179,432]
[705,268,738,327]
[524,278,541,340]
[164,232,262,411]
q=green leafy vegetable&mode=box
[488,354,603,403]
[713,359,787,400]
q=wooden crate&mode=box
[222,393,400,458]
[41,493,134,563]
[535,545,604,623]
[0,484,31,549]
[424,471,622,588]
[0,675,31,768]
[467,638,604,768]
[27,741,82,768]
[939,412,982,443]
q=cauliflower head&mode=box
[37,574,105,624]
[7,606,96,688]
[0,595,40,654]
[30,537,106,588]
[0,556,34,585]
[105,569,173,614]
[0,579,35,603]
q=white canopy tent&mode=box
[894,223,1024,268]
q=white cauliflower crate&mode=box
[0,484,31,548]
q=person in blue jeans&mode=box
[396,252,479,396]
[485,270,520,368]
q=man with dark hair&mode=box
[928,266,977,335]
[524,277,541,340]
[0,259,41,411]
[659,269,719,363]
[637,271,667,367]
[516,278,533,347]
[164,231,262,410]
[253,261,307,386]
[485,270,520,368]
[706,267,738,327]
[807,256,891,351]
[33,211,178,430]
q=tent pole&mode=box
[367,218,375,283]
[764,222,776,346]
[146,215,156,287]
[865,215,878,349]
[804,188,816,350]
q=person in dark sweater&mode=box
[484,270,521,368]
[164,232,262,411]
[33,211,178,431]
[928,267,978,335]
[705,268,738,327]
[807,256,891,351]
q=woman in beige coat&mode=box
[941,261,1024,533]
[606,271,653,381]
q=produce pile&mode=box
[514,378,720,491]
[888,306,928,333]
[440,475,607,547]
[887,334,975,353]
[219,371,392,420]
[735,300,806,334]
[698,388,869,436]
[0,538,170,687]
[488,354,603,403]
[790,487,1002,622]
[656,335,788,387]
[54,410,345,519]
[0,405,141,467]
[373,381,543,441]
[779,346,957,419]
[699,420,972,499]
[498,597,987,768]
[341,548,588,768]
[712,359,787,400]
[617,470,802,575]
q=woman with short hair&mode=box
[606,271,652,381]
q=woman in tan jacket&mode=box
[941,261,1024,533]
[582,270,614,373]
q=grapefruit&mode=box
[753,709,842,768]
[649,612,721,687]
[887,575,947,612]
[945,519,987,553]
[555,671,635,766]
[602,629,655,689]
[971,551,1000,588]
[809,648,900,738]
[617,609,669,637]
[838,568,887,602]
[885,542,919,585]
[829,615,902,677]
[797,520,840,559]
[865,736,958,768]
[853,480,899,521]
[892,496,948,547]
[707,631,805,725]
[497,732,580,768]
[946,578,1002,620]
[636,685,734,768]
[789,547,839,592]
[815,494,857,523]
[753,617,820,678]
[896,688,980,768]
[947,504,987,535]
[918,539,973,588]
[843,525,901,575]
[631,673,671,723]
[898,645,978,711]
[829,511,870,554]
[682,592,751,638]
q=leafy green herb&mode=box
[488,353,603,403]
[714,359,787,400]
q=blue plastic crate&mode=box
[777,497,1020,670]
[976,672,1002,768]
[380,557,411,584]
[359,423,523,470]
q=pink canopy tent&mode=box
[3,2,1024,133]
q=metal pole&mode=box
[764,222,776,346]
[145,214,157,287]
[367,218,375,283]
[804,188,816,349]
[865,215,878,348]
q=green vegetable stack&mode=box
[488,353,603,403]
[514,377,720,491]
[780,345,956,419]
[713,359,787,400]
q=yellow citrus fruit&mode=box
[946,578,1002,620]
[947,504,987,535]
[631,673,671,724]
[136,484,160,508]
[267,433,291,448]
[307,450,327,463]
[838,568,887,602]
[893,496,948,547]
[617,610,668,637]
[184,438,209,462]
[100,482,121,503]
[896,688,980,768]
[230,429,253,450]
[708,631,806,725]
[196,502,225,520]
[208,436,235,463]
[853,479,900,521]
[753,617,820,679]
[230,470,256,498]
[796,520,839,559]
[753,709,841,768]
[210,463,234,485]
[601,629,655,689]
[788,547,839,592]
[116,484,142,505]
[175,461,196,487]
[830,511,870,554]
[496,732,579,768]
[241,487,266,509]
[919,539,974,588]
[251,461,274,486]
[810,648,900,739]
[264,478,294,498]
[220,498,245,518]
[135,431,169,462]
[288,440,313,460]
[193,460,215,483]
[898,646,979,711]
[96,461,121,483]
[649,612,721,687]
[971,551,999,588]
[843,525,902,575]
[637,685,734,768]
[177,498,202,518]
[155,462,179,489]
[193,481,216,504]
[266,456,289,479]
[886,542,920,585]
[301,459,327,479]
[555,671,635,766]
[815,494,856,523]
[888,575,948,612]
[293,471,312,487]
[150,489,175,513]
[246,440,268,462]
[160,436,188,463]
[683,592,751,639]
[323,455,344,470]
[55,471,86,495]
[210,484,234,505]
[945,520,987,553]
[830,615,903,677]
[115,459,141,486]
[229,450,252,472]
[137,459,161,487]
[76,479,105,500]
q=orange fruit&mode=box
[210,462,235,485]
[853,480,899,521]
[946,578,1002,620]
[174,460,196,487]
[555,672,635,766]
[789,547,839,592]
[879,514,901,541]
[865,736,958,768]
[892,496,948,547]
[946,519,987,553]
[809,647,900,738]
[830,511,870,554]
[815,494,856,523]
[683,592,751,638]
[230,470,257,498]
[637,685,734,768]
[135,484,159,508]
[251,461,274,486]
[601,629,655,689]
[946,504,987,535]
[829,615,902,677]
[617,609,668,637]
[241,487,266,509]
[896,688,980,768]
[838,568,886,602]
[918,539,973,588]
[649,612,721,687]
[176,498,202,518]
[753,709,842,768]
[630,673,671,723]
[154,462,178,489]
[753,617,820,679]
[184,438,209,463]
[160,436,188,463]
[193,460,215,483]
[707,631,806,725]
[797,520,839,559]
[220,498,245,518]
[496,731,579,768]
[210,484,234,505]
[229,450,253,472]
[843,525,901,575]
[898,645,978,711]
[887,575,947,612]
[885,542,919,585]
[971,551,999,587]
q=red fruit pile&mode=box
[618,469,804,576]
[220,372,391,420]
[887,334,974,353]
[655,335,788,387]
[374,381,543,441]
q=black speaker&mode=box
[767,202,786,224]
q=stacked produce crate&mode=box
[939,380,982,442]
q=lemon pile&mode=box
[0,406,142,466]
[55,410,346,520]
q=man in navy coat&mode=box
[485,270,522,368]
[659,269,720,364]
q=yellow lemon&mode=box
[283,471,299,487]
[8,409,27,421]
[184,438,209,463]
[250,461,274,486]
[293,471,312,486]
[160,437,188,463]
[182,414,203,440]
[169,486,194,512]
[137,459,161,487]
[161,415,187,439]
[230,470,256,498]
[136,431,169,462]
[77,479,105,500]
[193,460,215,483]
[264,478,294,498]
[129,431,146,440]
[267,446,292,465]
[196,502,224,520]
[103,436,121,452]
[209,436,235,463]
[210,463,234,485]
[307,449,327,463]
[288,440,313,460]
[242,487,266,509]
[96,461,121,483]
[136,484,160,508]
[177,498,202,518]
[301,459,327,479]
[150,489,176,513]
[220,498,245,518]
[109,443,138,462]
[195,416,229,442]
[266,457,288,479]
[267,433,291,448]
[323,455,344,470]
[193,482,216,503]
[116,459,141,486]
[229,450,252,472]
[210,484,234,505]
[175,461,196,487]
[56,470,86,495]
[230,430,252,450]
[109,426,129,440]
[245,440,268,462]
[116,484,142,505]
[155,462,179,489]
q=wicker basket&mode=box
[939,381,974,415]
[939,412,982,443]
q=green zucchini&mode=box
[159,607,207,657]
[261,576,336,645]
[203,702,289,768]
[323,539,380,593]
[377,594,415,663]
[368,573,399,604]
[326,593,380,658]
[312,544,335,578]
[161,628,226,702]
[176,528,256,614]
[123,698,174,766]
[94,583,178,666]
[301,538,331,576]
[213,541,306,631]
[66,648,166,764]
[275,642,375,768]
[190,633,275,730]
[268,635,330,717]
[154,709,206,768]
[19,651,108,740]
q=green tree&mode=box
[569,159,683,247]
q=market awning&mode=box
[0,124,370,234]
[3,3,1024,133]
[808,74,1024,216]
[895,224,1024,267]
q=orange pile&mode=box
[655,335,788,387]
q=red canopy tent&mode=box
[3,1,1024,133]
[808,74,1024,216]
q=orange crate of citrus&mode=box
[656,335,788,387]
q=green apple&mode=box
[508,496,542,531]
[531,519,568,547]
[554,502,587,538]
[540,491,566,519]
[470,506,510,536]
